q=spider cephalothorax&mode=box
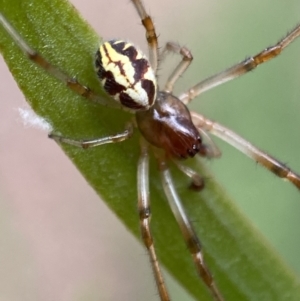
[136,91,202,159]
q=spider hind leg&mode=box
[0,13,120,109]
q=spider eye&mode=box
[95,40,157,112]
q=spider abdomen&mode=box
[95,40,157,112]
[136,91,202,159]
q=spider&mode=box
[1,0,300,300]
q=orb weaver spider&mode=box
[1,0,300,300]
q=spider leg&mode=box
[197,127,222,159]
[171,130,221,191]
[0,13,120,109]
[179,23,300,104]
[172,159,205,190]
[158,157,224,301]
[159,42,193,93]
[49,123,133,148]
[191,112,300,190]
[130,0,159,72]
[138,141,171,301]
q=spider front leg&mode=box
[191,112,300,190]
[138,141,171,301]
[49,123,133,149]
[172,132,221,190]
[179,23,300,104]
[158,157,224,301]
[172,159,205,190]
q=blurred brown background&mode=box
[0,0,300,300]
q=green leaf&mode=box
[0,0,299,300]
